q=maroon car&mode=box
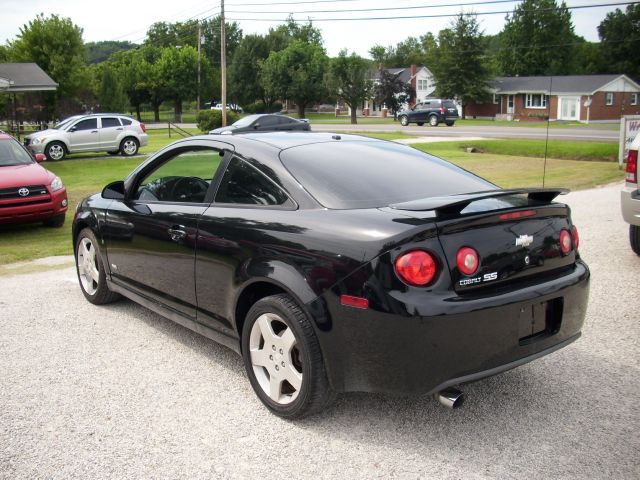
[0,131,68,226]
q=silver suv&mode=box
[622,134,640,255]
[24,113,149,161]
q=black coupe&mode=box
[209,114,310,135]
[73,132,589,418]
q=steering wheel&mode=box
[169,176,209,202]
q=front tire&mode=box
[45,141,66,161]
[120,137,139,156]
[399,115,409,126]
[630,225,640,256]
[242,294,334,419]
[75,228,120,305]
[429,115,439,127]
[43,213,65,228]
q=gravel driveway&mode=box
[1,183,638,479]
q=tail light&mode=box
[439,107,445,114]
[456,247,479,275]
[395,250,438,286]
[572,225,580,250]
[140,122,147,133]
[560,229,572,254]
[626,149,637,183]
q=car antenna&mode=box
[542,76,553,188]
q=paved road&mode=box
[1,184,638,479]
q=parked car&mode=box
[73,132,589,418]
[210,103,243,113]
[622,135,639,255]
[398,99,459,127]
[210,114,310,135]
[24,113,148,161]
[0,131,68,226]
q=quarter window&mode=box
[215,157,290,206]
[605,92,614,105]
[73,118,98,131]
[134,148,223,203]
[121,118,133,125]
[525,94,547,109]
[101,117,121,128]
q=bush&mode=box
[196,109,239,132]
[243,101,283,114]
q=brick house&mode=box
[465,74,640,122]
[364,64,436,114]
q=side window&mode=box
[101,117,121,128]
[215,157,290,206]
[134,148,223,203]
[120,118,133,126]
[258,116,278,127]
[73,118,98,131]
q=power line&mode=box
[227,1,639,21]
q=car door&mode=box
[67,118,99,151]
[412,103,427,122]
[99,117,123,150]
[195,155,296,335]
[255,115,279,132]
[103,144,231,319]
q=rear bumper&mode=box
[313,261,590,394]
[0,188,68,224]
[621,184,640,226]
[138,133,149,147]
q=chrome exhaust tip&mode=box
[436,387,465,409]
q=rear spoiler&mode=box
[389,188,569,217]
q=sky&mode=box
[0,0,630,58]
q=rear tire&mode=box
[429,115,439,127]
[119,137,139,156]
[630,225,640,256]
[45,141,66,161]
[75,228,120,305]
[399,115,409,126]
[242,294,334,419]
[43,213,65,228]
[446,121,455,127]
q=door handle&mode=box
[168,225,187,242]
[116,127,123,130]
[91,130,98,133]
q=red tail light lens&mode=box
[499,210,537,221]
[439,107,445,114]
[572,225,580,250]
[560,229,572,254]
[626,149,637,183]
[395,250,438,286]
[456,247,479,276]
[140,122,147,133]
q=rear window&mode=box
[280,141,494,209]
[443,100,456,109]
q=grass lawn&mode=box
[0,131,624,266]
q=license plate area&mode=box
[518,297,563,345]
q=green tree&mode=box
[598,5,640,80]
[228,34,271,107]
[109,49,150,120]
[98,66,128,112]
[85,40,137,64]
[8,14,86,116]
[157,46,199,122]
[260,41,328,117]
[374,68,414,119]
[329,50,373,124]
[431,13,492,116]
[498,0,575,76]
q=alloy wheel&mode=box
[48,144,64,160]
[122,139,138,155]
[77,237,99,295]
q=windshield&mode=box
[232,115,260,128]
[54,115,82,129]
[280,141,495,209]
[0,139,35,166]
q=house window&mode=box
[631,93,638,105]
[605,92,614,105]
[417,79,428,91]
[492,94,499,105]
[525,94,547,109]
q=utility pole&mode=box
[221,0,227,126]
[197,22,202,113]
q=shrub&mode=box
[196,109,239,132]
[243,101,283,114]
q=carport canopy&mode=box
[0,63,58,92]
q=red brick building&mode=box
[465,75,640,122]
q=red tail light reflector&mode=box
[456,247,479,276]
[560,229,572,254]
[395,250,438,286]
[626,149,637,183]
[140,122,147,133]
[572,225,580,250]
[340,295,369,309]
[499,210,537,221]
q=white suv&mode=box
[622,135,640,255]
[24,114,148,161]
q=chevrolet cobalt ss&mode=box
[73,132,589,418]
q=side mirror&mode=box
[34,153,46,163]
[253,123,260,129]
[102,180,125,200]
[69,126,77,132]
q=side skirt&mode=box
[107,279,242,355]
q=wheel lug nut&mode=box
[281,361,285,367]
[275,365,279,371]
[279,349,283,354]
[272,345,276,351]
[269,355,273,360]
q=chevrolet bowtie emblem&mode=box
[515,234,534,247]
